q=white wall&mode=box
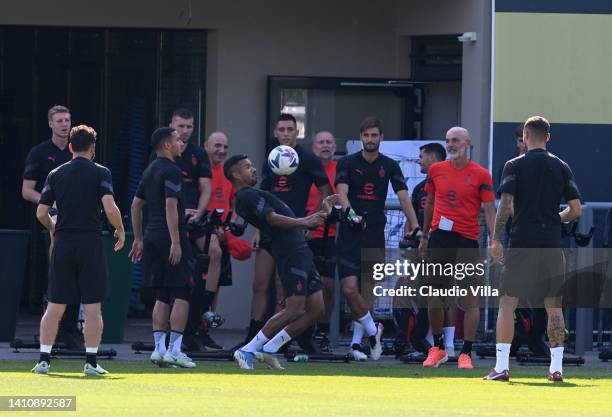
[396,0,492,164]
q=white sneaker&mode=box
[350,344,368,361]
[84,363,109,375]
[31,361,50,374]
[150,350,169,367]
[369,323,384,361]
[255,351,285,370]
[163,351,196,368]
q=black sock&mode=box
[317,322,330,334]
[202,290,216,313]
[246,319,264,342]
[433,333,445,350]
[39,353,51,364]
[86,353,97,367]
[461,340,473,356]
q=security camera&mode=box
[458,32,477,43]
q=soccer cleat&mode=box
[369,323,384,360]
[422,347,449,368]
[350,344,368,361]
[31,361,50,374]
[84,363,109,375]
[202,311,225,329]
[197,330,224,351]
[483,368,510,381]
[255,351,285,370]
[163,351,196,368]
[457,353,474,369]
[234,349,255,370]
[150,350,170,367]
[548,371,563,382]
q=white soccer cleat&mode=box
[255,351,285,370]
[350,344,368,361]
[369,323,384,361]
[84,363,109,375]
[31,361,50,374]
[163,351,196,368]
[233,349,255,370]
[150,350,170,367]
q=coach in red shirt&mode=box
[305,131,337,352]
[419,127,496,369]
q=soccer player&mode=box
[130,127,196,368]
[335,116,420,361]
[305,131,338,352]
[419,127,496,369]
[31,125,125,375]
[485,116,581,382]
[243,113,331,347]
[225,154,335,369]
[22,105,83,349]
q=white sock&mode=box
[351,321,364,346]
[443,326,455,353]
[425,328,434,347]
[169,331,183,355]
[85,347,98,354]
[153,331,167,353]
[40,344,52,354]
[242,330,269,353]
[262,329,291,353]
[495,343,511,372]
[550,347,564,374]
[357,312,377,337]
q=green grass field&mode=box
[1,360,611,417]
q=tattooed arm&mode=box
[490,193,513,264]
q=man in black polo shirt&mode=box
[22,104,82,349]
[335,116,420,361]
[31,125,125,375]
[242,113,331,348]
[485,116,582,382]
[225,154,335,369]
[130,127,196,369]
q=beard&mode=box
[364,142,379,152]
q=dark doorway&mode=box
[0,26,207,229]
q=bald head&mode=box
[445,126,471,161]
[312,130,336,163]
[205,131,229,166]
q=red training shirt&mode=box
[306,160,337,239]
[208,162,235,221]
[424,160,494,241]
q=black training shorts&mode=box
[47,233,108,304]
[336,221,385,279]
[307,237,336,278]
[143,230,194,288]
[276,248,323,298]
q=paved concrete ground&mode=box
[2,313,611,370]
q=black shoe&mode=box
[56,331,85,350]
[317,332,332,353]
[182,334,206,352]
[197,331,223,351]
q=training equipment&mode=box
[267,145,299,176]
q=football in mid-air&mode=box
[267,145,299,176]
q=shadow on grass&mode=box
[2,359,610,381]
[46,374,126,381]
[509,381,587,388]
